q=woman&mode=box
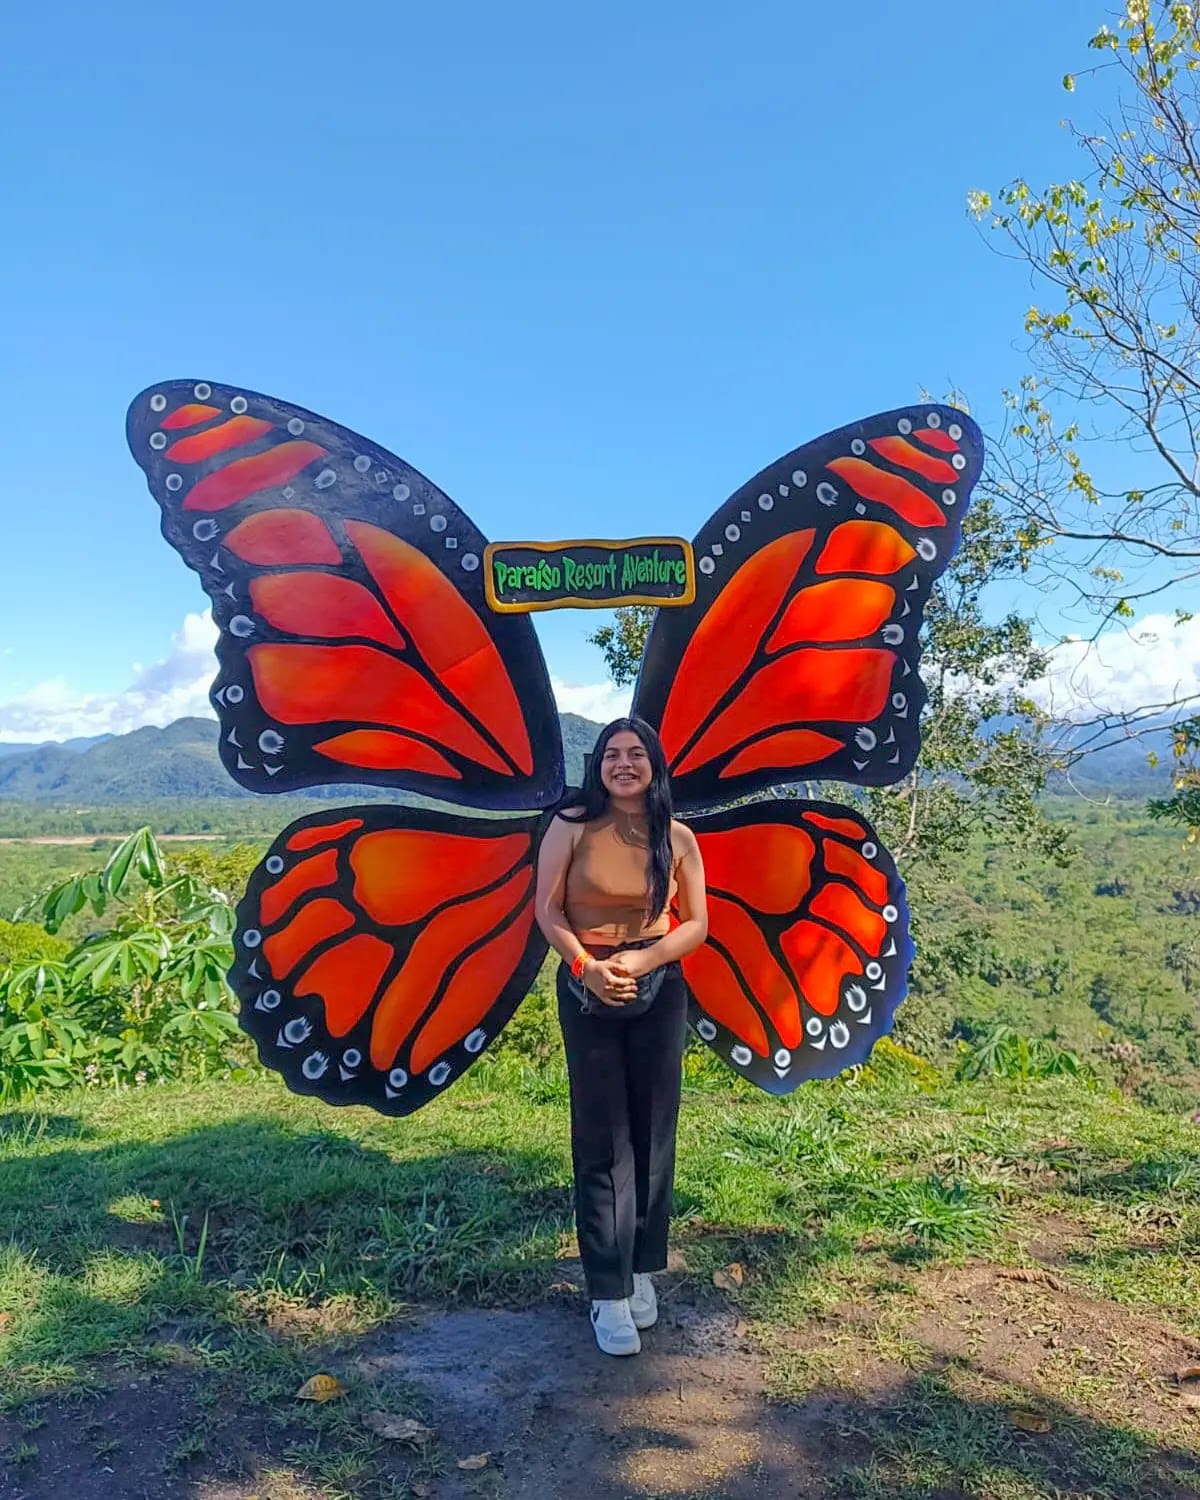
[535,717,708,1356]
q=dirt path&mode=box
[349,1299,821,1498]
[3,1262,1199,1498]
[0,1294,813,1500]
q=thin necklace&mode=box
[611,805,648,844]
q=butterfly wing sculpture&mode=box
[126,382,563,809]
[127,381,981,1113]
[631,407,979,1090]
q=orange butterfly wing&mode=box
[126,379,563,811]
[232,807,547,1114]
[633,405,982,805]
[680,801,911,1090]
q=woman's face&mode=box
[599,730,653,801]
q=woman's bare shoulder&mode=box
[537,808,584,868]
[670,819,701,857]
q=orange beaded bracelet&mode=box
[570,951,591,981]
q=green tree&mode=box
[969,0,1200,824]
[589,605,657,689]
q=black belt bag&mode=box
[566,940,678,1020]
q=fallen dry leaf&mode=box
[457,1452,491,1470]
[0,1313,12,1335]
[998,1267,1067,1292]
[712,1262,745,1291]
[1177,1367,1200,1408]
[363,1412,435,1444]
[295,1373,346,1403]
[1008,1408,1052,1434]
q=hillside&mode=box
[0,733,109,760]
[0,714,606,803]
[1045,716,1178,796]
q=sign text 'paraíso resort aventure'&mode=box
[483,537,697,613]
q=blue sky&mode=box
[6,0,1185,741]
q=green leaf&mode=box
[135,829,167,888]
[103,831,143,897]
[179,962,205,1002]
[48,879,85,932]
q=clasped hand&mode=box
[583,947,657,1006]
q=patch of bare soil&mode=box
[348,1296,832,1498]
[907,1261,1200,1438]
[768,1256,1200,1494]
[0,1281,835,1500]
[0,1364,285,1500]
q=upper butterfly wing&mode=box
[233,805,548,1115]
[680,798,911,1092]
[128,379,564,810]
[632,405,982,806]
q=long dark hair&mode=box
[558,717,675,922]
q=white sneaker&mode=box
[629,1273,658,1330]
[590,1298,641,1356]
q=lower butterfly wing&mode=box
[127,379,563,811]
[632,404,982,805]
[232,806,547,1115]
[681,799,911,1090]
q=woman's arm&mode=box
[534,813,637,1003]
[613,823,708,977]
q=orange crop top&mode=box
[563,813,678,945]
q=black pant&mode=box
[557,961,689,1300]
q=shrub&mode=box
[0,829,245,1101]
[494,958,561,1062]
[0,919,70,966]
[859,1035,941,1090]
[955,1023,1086,1083]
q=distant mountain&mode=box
[560,713,604,788]
[0,711,1176,804]
[0,715,607,803]
[1038,716,1179,797]
[0,733,111,760]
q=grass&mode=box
[1,1056,1198,1497]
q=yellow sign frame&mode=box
[483,536,697,615]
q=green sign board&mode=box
[483,537,697,614]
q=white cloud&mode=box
[1033,612,1200,719]
[0,613,636,745]
[549,676,632,725]
[3,605,1192,748]
[0,613,218,743]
